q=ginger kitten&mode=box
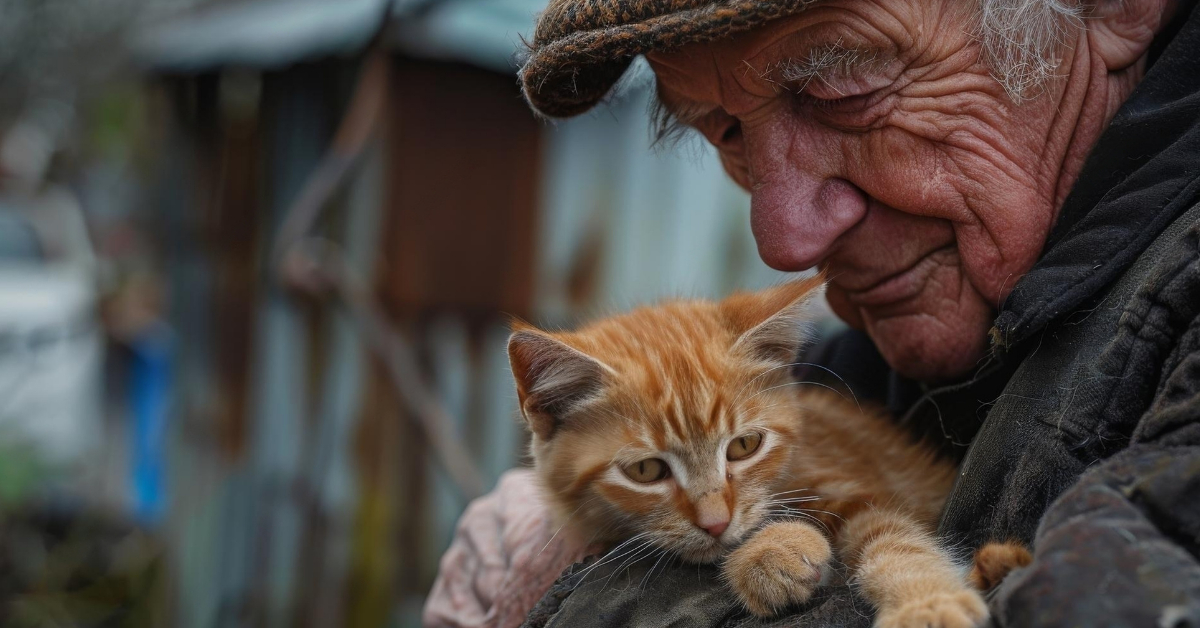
[507,278,1026,627]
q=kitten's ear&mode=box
[507,327,612,440]
[725,277,825,363]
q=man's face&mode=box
[647,0,1077,381]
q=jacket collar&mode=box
[992,2,1200,351]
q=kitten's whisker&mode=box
[770,513,830,535]
[765,495,822,502]
[765,503,824,511]
[764,497,823,506]
[770,508,833,534]
[638,549,671,593]
[538,497,600,558]
[768,492,816,501]
[733,362,805,403]
[574,539,650,585]
[648,552,679,592]
[600,542,657,590]
[765,493,820,502]
[575,532,651,580]
[745,380,855,405]
[794,507,847,522]
[755,401,822,414]
[790,362,862,411]
[767,488,814,498]
[732,361,859,410]
[602,532,651,556]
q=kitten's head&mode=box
[508,277,824,563]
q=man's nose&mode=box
[744,123,868,271]
[694,492,730,538]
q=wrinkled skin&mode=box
[648,0,1176,381]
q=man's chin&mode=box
[828,273,996,383]
[868,314,993,383]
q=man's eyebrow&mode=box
[648,40,888,143]
[763,40,886,93]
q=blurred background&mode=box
[0,0,793,626]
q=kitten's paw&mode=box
[969,541,1032,590]
[723,521,831,617]
[874,590,989,628]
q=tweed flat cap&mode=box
[520,0,816,118]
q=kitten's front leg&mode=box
[839,508,987,628]
[722,521,832,617]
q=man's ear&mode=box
[507,328,612,440]
[725,277,824,364]
[1088,0,1174,72]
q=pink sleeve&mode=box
[423,469,590,628]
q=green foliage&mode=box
[0,440,52,507]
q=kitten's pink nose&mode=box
[700,519,729,538]
[695,493,731,538]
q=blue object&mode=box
[128,324,174,524]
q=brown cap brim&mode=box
[520,0,816,118]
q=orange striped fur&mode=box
[508,278,1005,626]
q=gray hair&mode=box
[978,0,1086,101]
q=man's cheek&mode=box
[856,102,1018,212]
[845,135,959,219]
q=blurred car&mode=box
[0,187,103,479]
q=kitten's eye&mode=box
[622,458,670,483]
[727,432,763,461]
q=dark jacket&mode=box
[523,4,1200,627]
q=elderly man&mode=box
[426,0,1200,626]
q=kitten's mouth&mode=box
[677,526,750,564]
[682,541,727,564]
[670,531,735,564]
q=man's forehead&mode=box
[645,50,717,110]
[647,14,807,79]
[646,24,789,112]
